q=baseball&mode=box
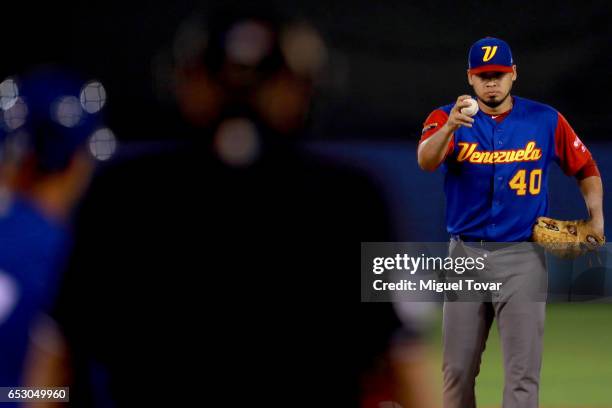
[461,98,479,117]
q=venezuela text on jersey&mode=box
[457,141,542,164]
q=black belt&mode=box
[451,235,522,250]
[451,234,492,243]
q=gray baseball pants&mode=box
[442,240,547,408]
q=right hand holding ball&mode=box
[460,98,479,117]
[446,95,476,130]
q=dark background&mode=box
[6,1,611,406]
[4,1,612,141]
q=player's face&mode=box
[467,66,517,108]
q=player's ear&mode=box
[511,65,517,81]
[467,69,474,86]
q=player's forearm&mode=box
[579,175,604,230]
[417,124,454,171]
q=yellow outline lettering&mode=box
[482,46,498,62]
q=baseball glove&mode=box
[532,217,605,258]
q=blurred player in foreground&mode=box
[0,68,101,405]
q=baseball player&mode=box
[0,68,99,399]
[417,37,604,408]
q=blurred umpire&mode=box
[0,68,101,404]
[48,6,423,408]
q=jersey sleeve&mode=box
[418,109,453,166]
[575,157,600,179]
[554,112,596,177]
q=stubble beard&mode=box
[479,89,511,109]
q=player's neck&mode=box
[477,95,513,115]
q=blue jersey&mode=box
[0,194,69,388]
[420,96,595,242]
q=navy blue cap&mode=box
[0,67,105,172]
[468,37,514,74]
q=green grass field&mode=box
[426,304,612,407]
